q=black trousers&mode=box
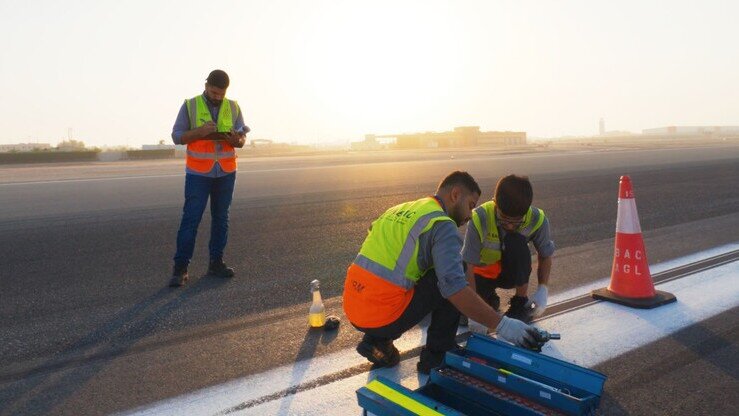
[474,233,532,308]
[354,269,460,354]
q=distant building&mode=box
[600,130,634,137]
[0,143,52,153]
[351,135,384,151]
[642,126,739,137]
[364,126,526,150]
[599,118,605,136]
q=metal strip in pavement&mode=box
[118,244,738,415]
[237,256,738,415]
[219,248,739,414]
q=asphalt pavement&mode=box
[0,144,737,415]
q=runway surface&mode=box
[119,245,737,416]
[0,144,737,415]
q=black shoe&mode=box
[356,339,400,368]
[488,291,501,312]
[169,265,188,287]
[505,295,532,322]
[417,348,449,375]
[207,259,235,278]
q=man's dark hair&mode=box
[206,69,230,89]
[437,171,481,195]
[494,174,533,217]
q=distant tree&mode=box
[57,139,86,151]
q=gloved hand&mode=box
[468,318,488,334]
[495,316,545,349]
[526,285,548,318]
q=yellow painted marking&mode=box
[365,379,445,416]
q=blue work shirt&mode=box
[171,92,247,177]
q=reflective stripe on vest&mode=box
[186,149,236,159]
[184,95,239,173]
[343,197,455,328]
[471,200,546,269]
[355,197,454,285]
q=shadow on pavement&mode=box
[0,277,229,415]
[276,326,340,415]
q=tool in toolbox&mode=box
[357,333,606,415]
[530,329,560,353]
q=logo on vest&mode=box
[612,247,644,275]
[381,209,417,225]
[352,280,365,293]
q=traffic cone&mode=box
[592,175,676,308]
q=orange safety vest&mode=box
[474,262,503,279]
[343,263,415,329]
[470,201,546,279]
[343,197,454,328]
[184,95,240,173]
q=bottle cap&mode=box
[323,315,341,330]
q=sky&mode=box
[0,0,737,148]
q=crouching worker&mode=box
[463,174,554,325]
[342,171,544,374]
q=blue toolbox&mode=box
[357,333,607,415]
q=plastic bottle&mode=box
[308,279,326,327]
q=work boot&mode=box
[504,295,532,322]
[207,258,235,278]
[169,264,188,287]
[486,290,501,312]
[356,339,400,368]
[417,345,462,375]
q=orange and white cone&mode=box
[592,175,676,308]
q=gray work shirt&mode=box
[417,220,469,298]
[461,209,555,266]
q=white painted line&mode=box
[119,243,739,416]
[0,174,182,186]
[0,149,593,187]
[547,242,738,306]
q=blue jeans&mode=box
[173,172,236,266]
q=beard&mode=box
[449,204,468,227]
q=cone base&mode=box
[592,287,677,309]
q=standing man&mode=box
[343,171,544,374]
[169,69,248,287]
[462,175,554,324]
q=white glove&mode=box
[495,316,543,349]
[526,285,548,318]
[468,319,488,334]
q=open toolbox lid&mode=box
[465,334,607,400]
[357,334,607,415]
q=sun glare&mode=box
[291,3,467,125]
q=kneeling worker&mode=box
[462,174,554,324]
[342,171,544,374]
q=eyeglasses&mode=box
[496,210,524,227]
